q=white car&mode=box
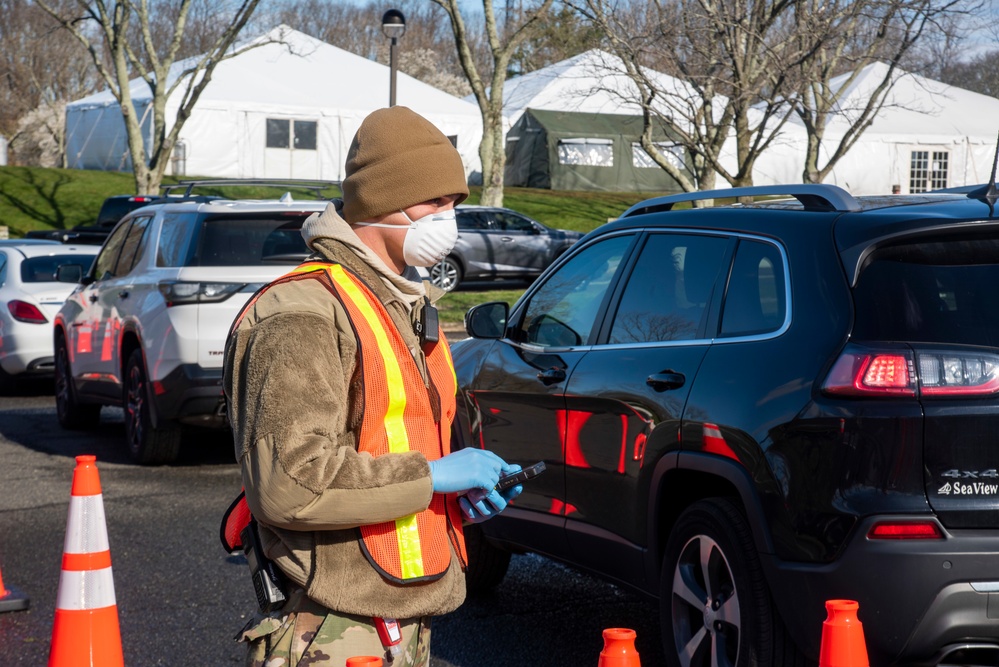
[0,241,98,391]
[53,195,330,464]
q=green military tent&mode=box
[504,108,688,193]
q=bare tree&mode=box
[792,0,973,184]
[35,0,263,194]
[578,0,806,194]
[431,0,556,207]
[0,0,96,165]
[935,49,999,95]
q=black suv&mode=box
[452,184,999,667]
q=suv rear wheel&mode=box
[54,334,101,429]
[661,498,803,667]
[463,523,512,595]
[124,349,181,465]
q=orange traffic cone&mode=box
[48,455,124,667]
[819,600,869,667]
[0,561,29,612]
[598,628,641,666]
[346,658,383,666]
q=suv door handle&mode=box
[646,371,685,392]
[537,367,566,385]
[118,290,129,299]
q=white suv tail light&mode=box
[158,281,246,306]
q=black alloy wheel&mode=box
[123,348,181,465]
[54,334,101,429]
[661,498,803,667]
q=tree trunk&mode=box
[479,110,505,207]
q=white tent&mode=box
[65,26,484,182]
[752,62,999,194]
[493,53,999,196]
[491,49,711,134]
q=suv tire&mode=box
[124,348,181,465]
[54,334,101,429]
[430,256,463,292]
[463,523,512,595]
[661,498,803,667]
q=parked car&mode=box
[53,194,327,464]
[421,205,583,291]
[0,242,98,391]
[452,183,999,667]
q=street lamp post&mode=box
[381,9,406,107]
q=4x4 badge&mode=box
[940,469,998,479]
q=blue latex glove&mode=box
[459,464,524,523]
[427,448,506,494]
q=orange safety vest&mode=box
[256,261,466,583]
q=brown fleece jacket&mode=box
[222,201,465,618]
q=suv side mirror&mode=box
[56,264,84,283]
[465,301,508,339]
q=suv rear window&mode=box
[157,213,311,267]
[853,238,999,346]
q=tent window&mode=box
[558,138,613,167]
[633,143,683,169]
[293,121,317,150]
[267,119,317,151]
[267,119,290,148]
[910,150,948,193]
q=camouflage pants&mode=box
[239,587,431,667]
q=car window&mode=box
[610,233,731,344]
[0,252,7,284]
[114,216,152,275]
[20,254,96,283]
[852,238,999,346]
[518,234,633,347]
[92,221,133,280]
[458,212,492,230]
[193,215,310,266]
[498,213,535,233]
[157,213,198,267]
[719,238,787,338]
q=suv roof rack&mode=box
[620,184,863,218]
[162,179,341,198]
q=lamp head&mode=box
[382,9,406,40]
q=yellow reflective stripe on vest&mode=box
[326,265,424,579]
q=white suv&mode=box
[53,194,330,464]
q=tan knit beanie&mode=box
[341,106,469,222]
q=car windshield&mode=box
[852,236,999,347]
[183,214,312,267]
[20,255,95,283]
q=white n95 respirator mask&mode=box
[355,208,458,267]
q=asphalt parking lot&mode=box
[0,383,665,666]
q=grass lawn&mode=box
[0,165,660,322]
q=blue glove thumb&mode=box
[427,448,506,494]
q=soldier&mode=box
[224,106,523,666]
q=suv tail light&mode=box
[158,281,246,306]
[823,344,999,397]
[8,300,48,323]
